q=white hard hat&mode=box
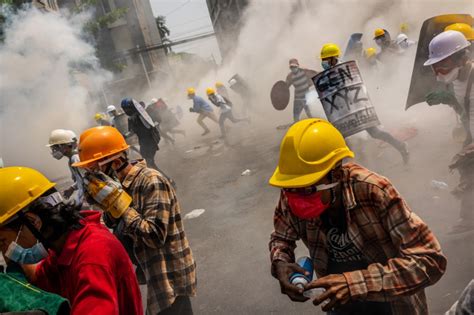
[396,33,408,44]
[150,98,158,103]
[229,78,237,86]
[47,129,77,147]
[106,105,116,113]
[424,30,471,66]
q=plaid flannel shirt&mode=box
[269,163,446,315]
[105,160,196,313]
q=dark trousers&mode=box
[293,98,312,122]
[366,126,405,153]
[219,111,246,136]
[157,296,193,315]
[139,144,159,170]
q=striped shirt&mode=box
[269,163,446,315]
[287,68,311,99]
[105,160,196,313]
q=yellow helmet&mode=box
[269,119,354,188]
[187,87,196,95]
[215,82,224,88]
[320,43,341,59]
[365,47,377,59]
[0,167,56,225]
[374,28,385,39]
[444,23,474,41]
[400,23,409,34]
[206,87,216,96]
[94,113,104,121]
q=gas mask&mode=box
[399,40,409,49]
[321,60,331,70]
[4,226,49,264]
[284,182,339,220]
[436,67,460,84]
[51,147,64,160]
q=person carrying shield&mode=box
[268,118,446,315]
[318,43,410,163]
[206,87,249,139]
[424,30,474,234]
[285,58,318,122]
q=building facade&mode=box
[206,0,248,61]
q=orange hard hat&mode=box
[73,126,129,168]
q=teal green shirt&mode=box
[0,267,70,315]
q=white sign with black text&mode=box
[312,61,380,137]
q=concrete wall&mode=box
[206,0,248,61]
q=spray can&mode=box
[289,256,314,289]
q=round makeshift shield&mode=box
[271,80,290,111]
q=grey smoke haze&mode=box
[0,8,111,177]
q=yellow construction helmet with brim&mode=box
[445,23,474,41]
[0,167,56,225]
[374,28,385,39]
[269,119,354,188]
[320,43,341,59]
[187,88,196,95]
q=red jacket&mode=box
[35,210,143,315]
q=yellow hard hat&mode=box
[444,23,474,41]
[187,87,196,95]
[0,167,56,225]
[365,47,377,59]
[320,43,341,59]
[206,87,216,96]
[94,113,104,121]
[269,119,354,188]
[374,28,385,39]
[400,23,409,34]
[215,82,224,88]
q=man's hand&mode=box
[425,90,458,106]
[63,187,75,199]
[274,261,310,302]
[189,107,195,113]
[84,172,132,218]
[304,274,350,312]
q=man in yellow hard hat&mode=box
[206,87,249,139]
[285,58,318,122]
[373,28,399,56]
[215,81,230,99]
[94,112,111,126]
[0,166,143,314]
[187,87,219,136]
[72,126,197,314]
[319,43,410,163]
[268,119,446,314]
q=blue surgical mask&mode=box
[321,60,331,70]
[290,67,299,74]
[4,226,49,264]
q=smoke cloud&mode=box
[0,7,111,177]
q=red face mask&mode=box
[284,183,339,220]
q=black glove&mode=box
[425,90,458,106]
[189,107,195,113]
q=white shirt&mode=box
[453,66,474,137]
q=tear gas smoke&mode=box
[0,8,111,178]
[190,0,473,130]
